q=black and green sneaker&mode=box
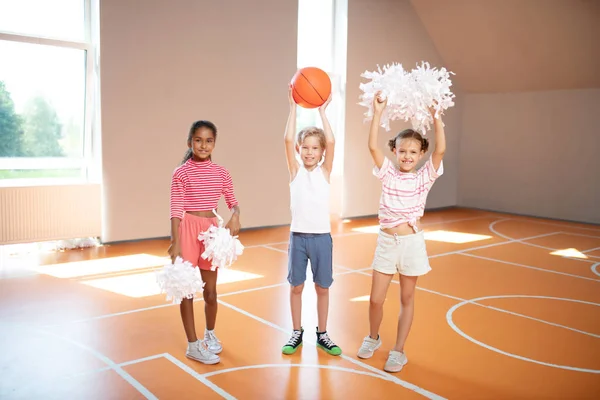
[282,328,303,355]
[316,328,342,356]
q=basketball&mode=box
[291,67,332,108]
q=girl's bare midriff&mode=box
[187,210,218,218]
[381,221,420,236]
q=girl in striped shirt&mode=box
[357,92,446,373]
[169,120,241,365]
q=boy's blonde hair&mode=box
[297,127,326,149]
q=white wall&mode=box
[342,0,462,218]
[459,89,600,224]
[100,0,298,242]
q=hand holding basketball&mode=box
[318,94,332,113]
[290,67,332,109]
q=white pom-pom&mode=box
[197,210,244,271]
[156,257,204,304]
[359,61,455,134]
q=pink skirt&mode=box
[179,213,219,271]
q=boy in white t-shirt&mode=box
[281,84,341,356]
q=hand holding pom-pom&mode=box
[198,210,244,271]
[155,257,204,304]
[373,91,388,114]
[359,61,455,134]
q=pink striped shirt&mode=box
[373,156,443,230]
[170,159,238,220]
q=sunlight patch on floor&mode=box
[32,254,170,279]
[351,225,380,234]
[350,295,371,302]
[424,230,492,244]
[550,248,588,259]
[350,227,493,244]
[81,268,263,298]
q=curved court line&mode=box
[446,295,600,374]
[201,363,393,381]
[489,220,600,262]
[352,268,600,337]
[217,299,446,400]
[592,263,600,277]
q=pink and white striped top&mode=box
[373,156,443,230]
[170,159,238,220]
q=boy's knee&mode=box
[314,284,330,295]
[291,283,305,295]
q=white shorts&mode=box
[370,230,431,276]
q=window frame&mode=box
[0,0,99,187]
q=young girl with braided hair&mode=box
[169,120,241,364]
[357,92,446,373]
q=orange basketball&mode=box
[291,67,331,109]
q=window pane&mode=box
[0,0,85,42]
[0,40,86,164]
[0,169,82,180]
[297,0,333,71]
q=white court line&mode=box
[119,353,166,367]
[262,245,287,254]
[508,218,600,233]
[217,299,446,400]
[591,263,600,277]
[163,353,236,399]
[61,352,235,399]
[583,246,600,254]
[460,253,600,283]
[348,268,600,338]
[63,353,167,379]
[10,213,599,397]
[489,220,600,262]
[446,295,600,374]
[557,232,600,240]
[244,215,494,249]
[41,223,597,329]
[35,328,157,399]
[428,231,560,259]
[201,363,395,381]
[42,268,360,327]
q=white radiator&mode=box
[0,184,102,244]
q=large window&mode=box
[0,0,98,185]
[296,0,347,176]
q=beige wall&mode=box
[342,0,462,218]
[459,89,600,224]
[100,0,298,242]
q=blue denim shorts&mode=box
[287,232,333,288]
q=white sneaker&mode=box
[357,335,382,359]
[204,330,223,354]
[384,350,408,373]
[186,340,220,364]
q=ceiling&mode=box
[409,0,600,93]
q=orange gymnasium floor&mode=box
[1,208,599,399]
